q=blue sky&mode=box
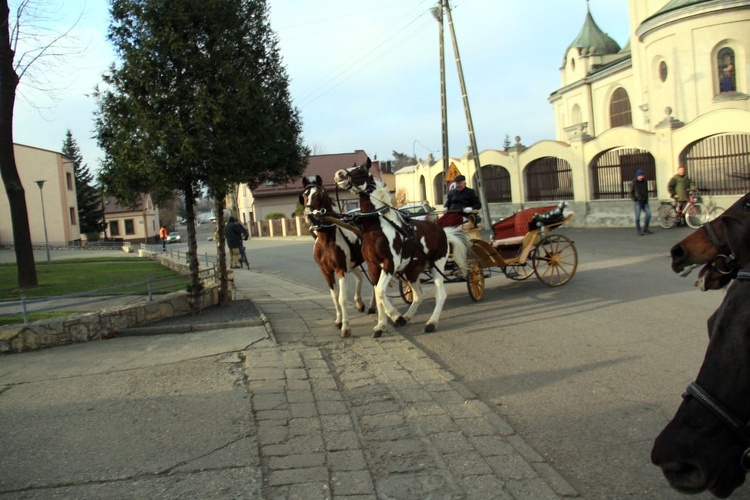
[12,0,630,173]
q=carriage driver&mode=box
[436,175,481,228]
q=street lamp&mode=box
[35,180,51,265]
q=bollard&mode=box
[21,295,28,324]
[147,278,153,301]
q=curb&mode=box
[118,319,263,337]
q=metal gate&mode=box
[526,157,573,202]
[592,148,656,200]
[482,165,511,203]
[681,134,750,195]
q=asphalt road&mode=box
[221,224,738,499]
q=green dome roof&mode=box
[567,9,621,56]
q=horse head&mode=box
[670,191,750,290]
[334,158,372,193]
[300,175,331,226]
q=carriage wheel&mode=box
[466,261,485,302]
[532,235,578,286]
[657,204,676,229]
[685,203,708,229]
[399,278,414,304]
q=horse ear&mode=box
[302,177,310,187]
[366,157,372,170]
[316,175,323,186]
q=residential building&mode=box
[101,194,160,244]
[0,143,81,245]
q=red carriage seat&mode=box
[491,206,558,245]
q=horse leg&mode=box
[400,279,423,326]
[372,272,398,338]
[323,272,343,330]
[350,268,366,313]
[424,273,447,333]
[336,274,352,338]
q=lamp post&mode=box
[35,180,51,265]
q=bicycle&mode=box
[657,190,708,229]
[702,195,725,221]
[238,244,250,269]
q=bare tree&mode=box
[0,0,82,288]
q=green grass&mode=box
[0,258,183,300]
[0,311,74,327]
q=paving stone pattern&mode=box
[242,338,577,499]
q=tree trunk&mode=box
[214,195,231,306]
[0,1,37,289]
[183,185,202,315]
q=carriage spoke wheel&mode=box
[466,261,485,302]
[532,235,578,286]
[398,277,414,304]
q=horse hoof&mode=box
[372,330,383,338]
[395,316,408,327]
[424,323,436,333]
[356,304,365,313]
[341,329,352,338]
[367,307,377,315]
[335,322,343,330]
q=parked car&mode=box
[398,202,436,222]
[165,232,182,243]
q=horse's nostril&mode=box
[662,461,708,490]
[671,244,686,260]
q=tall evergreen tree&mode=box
[62,130,103,235]
[95,0,308,306]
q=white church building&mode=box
[395,0,750,226]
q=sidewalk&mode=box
[232,268,578,498]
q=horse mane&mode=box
[367,175,408,225]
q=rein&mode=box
[683,269,750,471]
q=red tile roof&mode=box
[252,150,379,198]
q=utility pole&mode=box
[431,4,449,202]
[443,0,491,227]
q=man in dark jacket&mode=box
[629,169,652,235]
[224,217,248,268]
[436,175,481,227]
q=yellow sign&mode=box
[445,163,461,183]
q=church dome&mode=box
[643,0,714,23]
[566,9,621,57]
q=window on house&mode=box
[109,221,120,236]
[609,88,632,127]
[69,207,77,225]
[659,61,668,83]
[66,172,73,190]
[718,47,736,93]
[124,219,135,235]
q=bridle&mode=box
[702,218,739,276]
[300,183,335,231]
[683,268,750,471]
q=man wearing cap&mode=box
[436,174,481,228]
[629,169,652,235]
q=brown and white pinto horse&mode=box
[300,176,376,338]
[334,159,469,337]
[652,191,750,497]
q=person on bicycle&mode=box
[225,217,249,269]
[667,165,696,223]
[436,175,481,228]
[629,169,652,235]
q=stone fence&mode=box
[0,253,223,354]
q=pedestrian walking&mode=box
[629,169,652,235]
[159,225,168,251]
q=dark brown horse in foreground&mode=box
[300,176,375,338]
[334,158,469,338]
[652,191,750,497]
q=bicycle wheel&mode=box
[239,249,250,269]
[685,203,708,229]
[657,204,677,229]
[709,206,725,221]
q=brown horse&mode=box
[652,191,750,497]
[334,159,469,337]
[300,175,376,338]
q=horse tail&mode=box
[443,227,470,273]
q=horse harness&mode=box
[682,268,750,471]
[702,219,740,277]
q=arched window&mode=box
[609,88,632,127]
[718,47,736,93]
[419,176,426,202]
[525,157,573,202]
[481,166,511,203]
[571,104,581,125]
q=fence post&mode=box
[147,278,153,302]
[21,295,28,324]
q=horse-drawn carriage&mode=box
[397,202,578,303]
